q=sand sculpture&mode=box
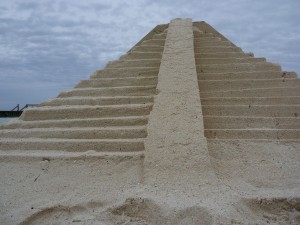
[0,19,299,225]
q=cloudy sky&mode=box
[0,0,299,110]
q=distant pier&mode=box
[0,104,37,117]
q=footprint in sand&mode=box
[20,201,107,225]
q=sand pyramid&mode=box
[1,19,299,225]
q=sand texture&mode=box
[0,19,299,225]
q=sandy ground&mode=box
[1,140,299,224]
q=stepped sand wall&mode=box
[0,19,299,225]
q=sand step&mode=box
[58,86,157,98]
[0,138,145,151]
[200,87,300,98]
[131,45,164,53]
[76,76,158,88]
[195,57,266,64]
[204,116,300,129]
[194,39,228,43]
[40,96,154,107]
[193,37,222,42]
[91,68,159,78]
[194,30,203,33]
[197,62,281,73]
[120,52,162,60]
[195,52,249,58]
[202,105,300,117]
[205,129,300,139]
[20,104,153,121]
[141,39,165,46]
[0,126,147,139]
[194,40,232,47]
[201,96,300,106]
[150,33,167,40]
[194,33,215,38]
[0,150,145,160]
[194,46,243,53]
[152,33,167,39]
[198,71,297,80]
[1,116,149,129]
[199,78,300,92]
[106,59,161,68]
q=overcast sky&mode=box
[0,0,299,110]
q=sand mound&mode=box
[19,198,213,225]
[1,18,299,225]
[242,197,300,225]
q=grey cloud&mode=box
[16,2,40,10]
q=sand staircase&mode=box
[0,29,167,158]
[193,28,300,140]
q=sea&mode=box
[0,117,17,125]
